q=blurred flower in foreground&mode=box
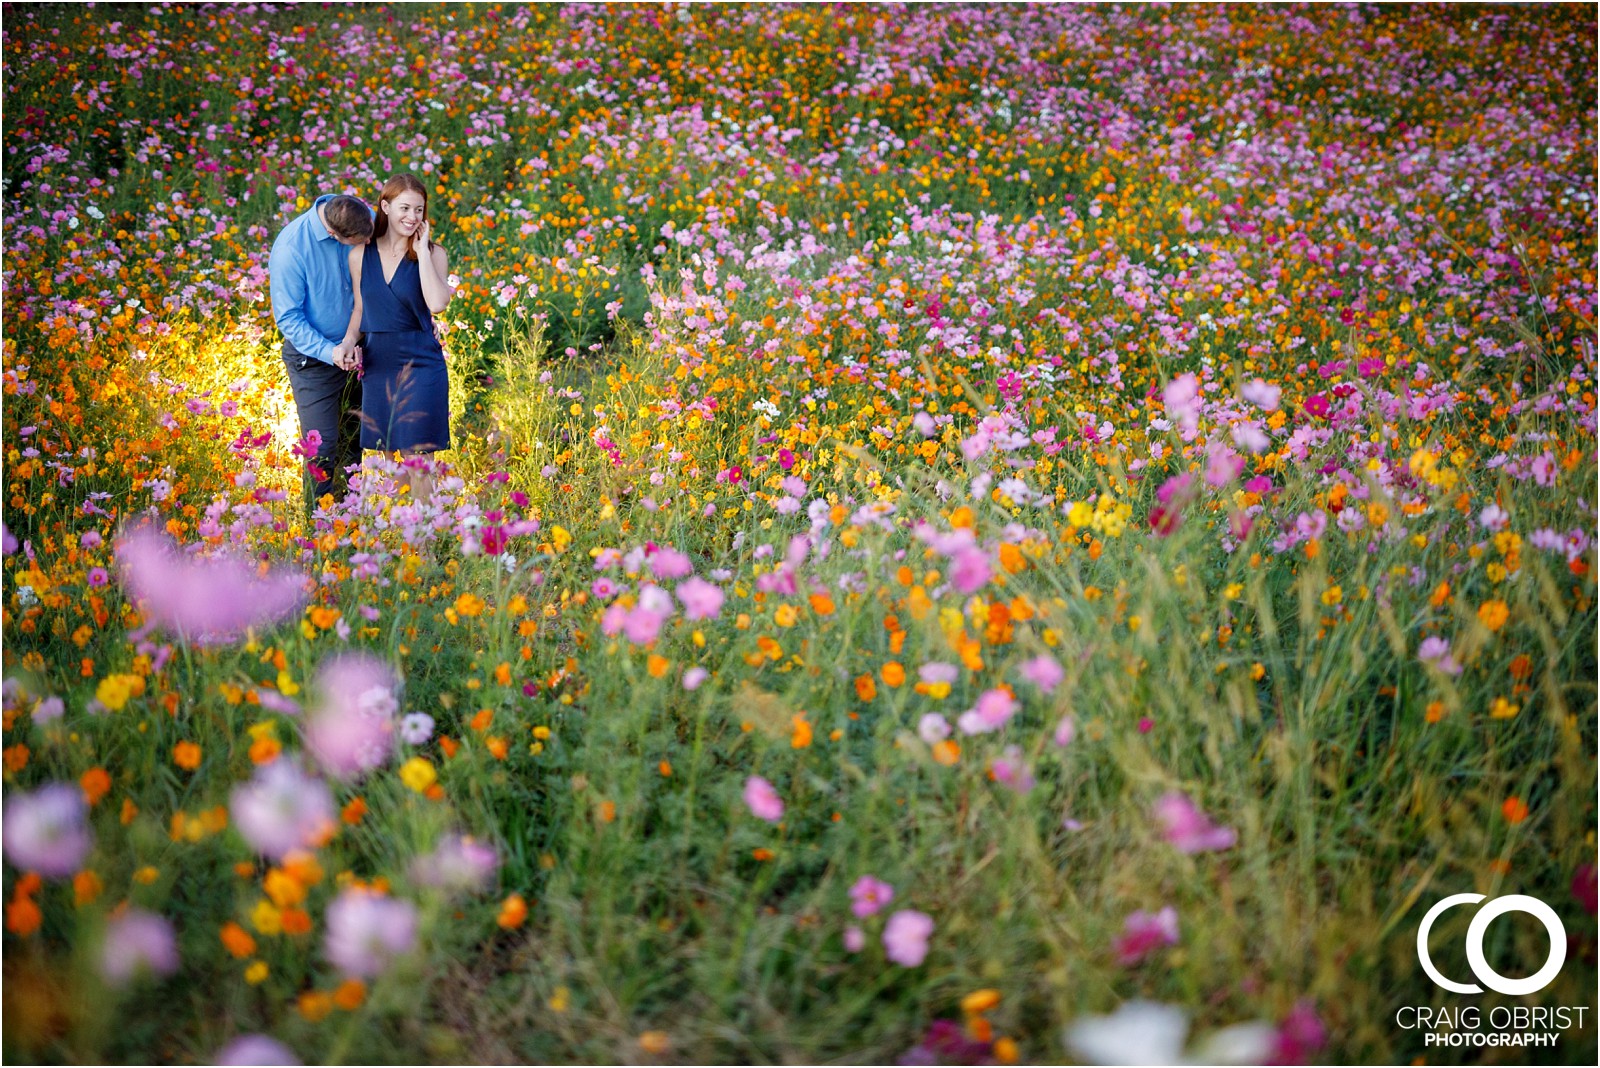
[115,527,305,642]
[216,1034,302,1065]
[1112,907,1179,966]
[304,654,400,780]
[743,775,784,822]
[1152,792,1237,854]
[230,761,336,861]
[1063,1000,1274,1065]
[898,1019,993,1066]
[100,908,179,985]
[324,889,419,978]
[410,834,500,893]
[883,909,934,967]
[3,782,92,878]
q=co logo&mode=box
[1417,894,1567,996]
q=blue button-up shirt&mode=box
[268,195,367,365]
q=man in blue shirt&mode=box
[269,194,374,509]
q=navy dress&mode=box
[359,242,450,453]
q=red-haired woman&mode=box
[341,174,455,502]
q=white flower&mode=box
[1063,1001,1275,1066]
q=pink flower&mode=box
[883,909,934,967]
[843,925,865,953]
[1241,378,1281,411]
[948,547,992,594]
[115,527,306,642]
[1153,791,1237,854]
[956,688,1018,735]
[848,875,895,918]
[743,776,784,823]
[3,783,92,878]
[1113,906,1179,966]
[1272,1001,1328,1065]
[303,654,399,781]
[409,834,499,893]
[682,667,709,691]
[100,908,179,985]
[230,761,336,861]
[917,713,951,745]
[217,1035,302,1065]
[1018,654,1063,694]
[323,890,419,978]
[648,546,693,580]
[1053,715,1076,747]
[676,577,725,620]
[990,746,1035,794]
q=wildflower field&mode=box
[3,3,1597,1064]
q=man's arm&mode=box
[268,236,336,365]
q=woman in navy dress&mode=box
[341,174,455,502]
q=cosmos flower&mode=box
[742,776,784,823]
[303,654,400,781]
[1152,792,1237,854]
[3,782,93,878]
[323,889,419,978]
[882,909,934,967]
[114,526,305,642]
[100,908,179,985]
[848,875,895,918]
[230,761,336,861]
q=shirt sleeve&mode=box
[268,232,336,365]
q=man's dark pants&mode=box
[283,344,362,510]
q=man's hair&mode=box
[324,195,373,240]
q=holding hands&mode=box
[330,343,362,372]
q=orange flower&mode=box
[646,654,669,678]
[808,592,836,615]
[279,907,313,936]
[1501,797,1529,824]
[597,800,617,823]
[469,708,494,732]
[854,673,877,702]
[249,735,282,765]
[73,870,103,907]
[790,714,813,749]
[220,921,257,959]
[497,893,528,929]
[638,1031,671,1056]
[173,740,202,771]
[494,662,512,686]
[5,895,41,937]
[341,797,368,825]
[1508,655,1532,680]
[881,662,906,688]
[297,990,334,1023]
[1477,600,1510,632]
[751,847,775,861]
[486,736,509,760]
[333,978,367,1011]
[79,767,112,806]
[932,739,961,766]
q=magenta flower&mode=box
[1271,1000,1328,1065]
[324,890,419,978]
[848,875,895,918]
[216,1035,302,1066]
[3,782,92,878]
[1574,863,1597,915]
[230,761,336,861]
[1113,906,1179,966]
[304,654,399,781]
[743,775,784,823]
[883,909,934,967]
[1018,654,1064,694]
[676,576,725,620]
[1153,791,1237,854]
[100,908,179,985]
[114,527,306,642]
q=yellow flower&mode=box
[244,960,269,985]
[1320,585,1342,606]
[399,757,437,794]
[961,988,1002,1014]
[250,899,283,936]
[1489,697,1520,719]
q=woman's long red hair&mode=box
[370,174,430,261]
